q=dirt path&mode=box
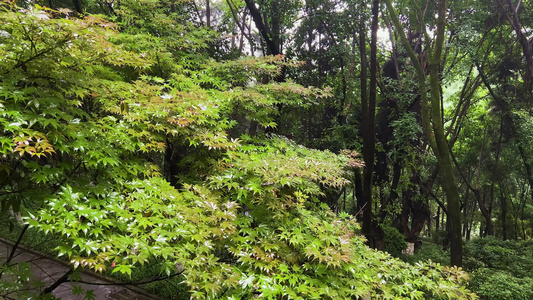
[0,238,161,300]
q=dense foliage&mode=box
[3,0,533,298]
[465,238,533,300]
[403,237,533,300]
[0,2,478,299]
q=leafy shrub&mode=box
[383,225,408,257]
[401,242,450,266]
[464,237,533,277]
[463,237,533,299]
[469,269,533,300]
[407,236,533,299]
[431,230,450,249]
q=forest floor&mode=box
[0,238,161,300]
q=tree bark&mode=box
[206,0,211,27]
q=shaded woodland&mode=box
[1,0,533,299]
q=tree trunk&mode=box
[462,186,469,238]
[477,189,494,235]
[429,0,462,267]
[520,190,527,239]
[400,173,430,244]
[360,0,379,248]
[206,0,211,27]
[427,197,431,236]
[359,0,372,245]
[385,0,462,266]
[72,0,82,14]
[269,0,282,53]
[369,0,379,244]
[354,169,364,219]
[436,205,440,231]
[499,183,507,240]
[225,0,252,53]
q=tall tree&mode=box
[385,0,463,266]
[361,0,379,247]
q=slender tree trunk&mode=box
[269,0,282,53]
[354,169,364,218]
[500,183,507,240]
[206,0,211,27]
[359,0,371,245]
[478,189,494,235]
[467,198,477,241]
[517,144,533,203]
[441,207,446,231]
[436,205,440,231]
[462,186,469,238]
[428,0,462,267]
[239,10,248,51]
[225,0,251,53]
[427,196,432,236]
[369,0,379,246]
[521,190,527,239]
[248,18,254,56]
[511,192,520,239]
[360,0,379,248]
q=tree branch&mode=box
[71,269,185,286]
[243,0,280,56]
